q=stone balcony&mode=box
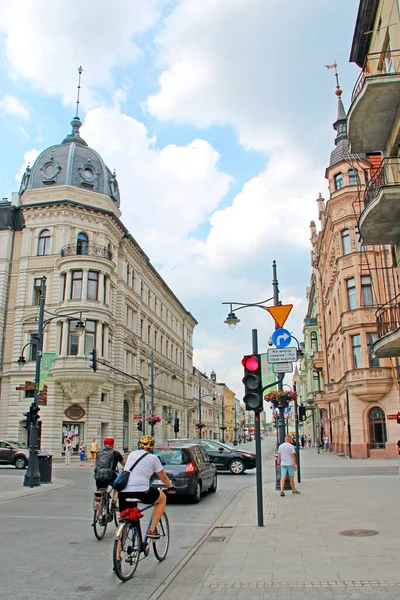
[373,294,400,358]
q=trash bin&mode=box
[38,452,53,484]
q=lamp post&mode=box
[149,351,177,437]
[196,384,216,439]
[18,276,87,488]
[233,404,238,445]
[220,393,226,442]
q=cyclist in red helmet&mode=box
[94,438,125,498]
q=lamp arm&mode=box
[222,297,274,312]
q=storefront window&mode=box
[62,422,83,454]
[368,407,387,449]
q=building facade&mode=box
[348,0,400,359]
[305,80,399,458]
[0,115,197,457]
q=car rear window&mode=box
[154,448,188,465]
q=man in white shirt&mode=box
[118,434,175,538]
[277,435,300,497]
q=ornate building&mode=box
[304,80,399,458]
[0,114,197,457]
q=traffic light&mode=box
[22,409,31,430]
[89,348,97,372]
[137,420,143,431]
[299,406,306,421]
[174,417,180,433]
[30,403,40,423]
[242,354,263,411]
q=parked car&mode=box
[0,441,29,469]
[168,438,256,474]
[151,443,217,503]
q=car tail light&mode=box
[185,461,195,475]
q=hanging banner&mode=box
[39,352,56,391]
[261,353,277,394]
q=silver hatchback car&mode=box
[0,441,29,469]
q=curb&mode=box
[0,477,71,504]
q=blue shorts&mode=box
[281,465,294,477]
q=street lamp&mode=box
[149,351,177,437]
[17,276,88,488]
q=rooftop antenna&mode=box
[75,66,83,118]
[324,61,342,96]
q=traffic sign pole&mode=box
[251,329,264,528]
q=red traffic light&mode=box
[242,355,260,372]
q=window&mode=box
[131,268,135,289]
[84,320,96,355]
[310,331,318,351]
[126,264,130,284]
[148,290,151,306]
[154,330,157,350]
[37,229,50,256]
[29,332,39,361]
[361,275,373,307]
[140,281,143,297]
[103,276,108,304]
[351,334,362,369]
[334,173,344,190]
[123,400,129,453]
[341,229,351,255]
[140,319,143,338]
[368,407,387,449]
[76,232,88,255]
[346,278,357,310]
[348,169,359,185]
[147,325,151,344]
[71,270,83,299]
[87,271,99,301]
[68,321,80,356]
[367,333,380,367]
[383,38,394,74]
[312,370,320,391]
[33,278,42,305]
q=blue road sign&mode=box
[271,328,292,348]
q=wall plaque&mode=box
[64,404,86,420]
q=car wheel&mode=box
[229,459,245,475]
[190,481,201,503]
[14,456,27,469]
[209,475,217,493]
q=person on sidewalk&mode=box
[277,435,300,497]
[323,435,329,452]
[90,437,99,466]
[65,438,73,465]
[316,438,321,454]
[79,440,86,466]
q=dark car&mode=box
[0,440,29,469]
[151,443,217,503]
[168,438,256,474]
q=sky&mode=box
[0,0,361,399]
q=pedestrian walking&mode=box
[307,434,312,447]
[316,438,321,454]
[90,437,99,466]
[65,438,73,465]
[323,435,329,452]
[301,435,305,449]
[79,440,86,466]
[277,435,300,497]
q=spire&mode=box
[61,66,88,146]
[325,62,349,166]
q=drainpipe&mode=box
[345,388,352,459]
[0,227,15,371]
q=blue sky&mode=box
[0,0,361,397]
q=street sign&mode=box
[134,414,142,420]
[267,347,297,363]
[271,328,292,348]
[266,304,293,328]
[387,414,399,421]
[273,362,293,373]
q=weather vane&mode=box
[75,66,83,118]
[324,62,342,96]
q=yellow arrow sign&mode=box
[266,304,293,328]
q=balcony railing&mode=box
[376,293,400,339]
[352,49,400,102]
[60,243,112,261]
[363,157,400,208]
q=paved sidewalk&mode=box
[155,448,400,599]
[0,471,70,503]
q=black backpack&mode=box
[94,449,115,481]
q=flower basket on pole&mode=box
[146,415,161,427]
[195,422,205,430]
[264,389,297,409]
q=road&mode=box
[0,437,398,600]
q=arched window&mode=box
[76,232,88,255]
[310,331,318,351]
[123,400,129,453]
[37,229,50,256]
[368,407,387,449]
[334,172,344,190]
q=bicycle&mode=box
[112,497,170,581]
[92,487,119,540]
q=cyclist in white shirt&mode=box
[118,435,175,538]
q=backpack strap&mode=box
[126,451,149,473]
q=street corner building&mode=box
[0,113,198,458]
[298,0,400,459]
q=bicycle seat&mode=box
[125,498,143,503]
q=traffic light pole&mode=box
[24,277,46,488]
[251,329,264,527]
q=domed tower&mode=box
[18,116,120,207]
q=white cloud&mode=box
[0,0,162,108]
[15,148,40,184]
[0,94,30,119]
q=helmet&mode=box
[138,434,155,451]
[103,437,114,446]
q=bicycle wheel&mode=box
[113,523,141,581]
[152,513,170,561]
[93,497,108,540]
